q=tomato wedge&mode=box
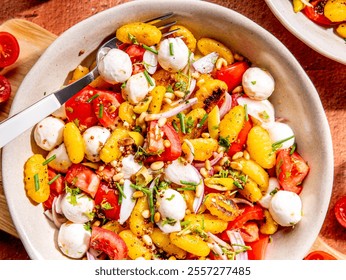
[303,0,335,27]
[276,149,309,194]
[227,118,252,157]
[90,226,128,260]
[125,44,145,63]
[334,196,346,229]
[43,169,65,210]
[214,61,249,92]
[0,31,20,68]
[247,234,269,260]
[94,181,121,220]
[239,221,259,243]
[65,164,100,198]
[92,90,123,128]
[146,121,182,163]
[0,75,11,103]
[304,250,337,260]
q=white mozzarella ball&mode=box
[52,104,67,120]
[83,126,111,162]
[143,46,158,74]
[60,193,95,224]
[34,116,65,151]
[269,190,302,227]
[267,122,295,150]
[98,48,132,84]
[46,143,72,173]
[158,37,189,73]
[258,178,280,209]
[121,154,142,179]
[157,188,186,222]
[242,67,275,100]
[164,160,201,186]
[58,222,91,259]
[122,72,155,104]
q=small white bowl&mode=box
[2,0,334,259]
[265,0,346,65]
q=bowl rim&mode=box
[2,0,334,260]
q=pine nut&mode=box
[205,159,212,171]
[219,156,230,166]
[133,191,145,198]
[163,97,172,105]
[243,150,250,160]
[164,92,175,99]
[168,256,176,260]
[185,209,191,215]
[154,212,161,223]
[201,132,210,138]
[195,183,203,198]
[142,209,150,219]
[232,85,243,94]
[217,146,226,153]
[112,172,124,182]
[174,90,185,98]
[234,53,244,61]
[191,72,200,79]
[92,220,101,227]
[200,167,209,178]
[213,165,223,173]
[142,234,153,246]
[215,57,228,70]
[158,117,167,127]
[232,151,243,160]
[230,161,243,171]
[163,139,171,148]
[138,111,148,123]
[150,161,164,171]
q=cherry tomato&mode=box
[227,118,253,157]
[303,0,335,26]
[0,31,20,68]
[276,149,309,194]
[90,226,128,260]
[334,196,346,229]
[247,234,269,260]
[0,75,11,103]
[65,85,99,128]
[214,61,249,92]
[94,181,121,220]
[65,164,100,198]
[304,250,337,260]
[92,90,123,128]
[146,121,182,163]
[125,44,145,63]
[239,221,259,243]
[43,169,65,210]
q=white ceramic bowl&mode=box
[265,0,346,65]
[2,0,333,259]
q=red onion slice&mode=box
[118,179,136,224]
[227,230,249,260]
[51,196,67,229]
[193,152,224,169]
[219,92,232,119]
[193,171,204,213]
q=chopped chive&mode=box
[116,183,127,204]
[128,33,138,44]
[197,113,208,128]
[87,94,99,103]
[177,186,196,191]
[290,143,297,155]
[180,180,199,186]
[42,154,56,166]
[233,180,243,190]
[143,70,154,86]
[244,104,249,121]
[143,44,158,54]
[169,42,174,56]
[48,173,61,185]
[99,104,104,118]
[34,173,40,192]
[177,112,186,134]
[272,135,295,152]
[172,119,179,132]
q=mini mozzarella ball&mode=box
[83,126,111,162]
[267,122,295,150]
[269,190,302,227]
[52,104,67,120]
[157,188,186,222]
[34,116,65,151]
[121,154,142,179]
[58,222,91,259]
[98,48,132,84]
[60,192,95,224]
[242,67,275,100]
[47,143,72,173]
[122,72,155,104]
[143,46,158,74]
[258,178,280,209]
[158,37,189,73]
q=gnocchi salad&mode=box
[23,19,310,260]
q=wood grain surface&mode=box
[0,0,345,260]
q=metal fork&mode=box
[0,12,176,148]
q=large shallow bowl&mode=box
[265,0,346,65]
[2,0,333,259]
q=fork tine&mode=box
[144,12,174,25]
[162,28,180,37]
[158,20,177,30]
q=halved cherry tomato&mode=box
[94,181,121,220]
[90,226,128,260]
[276,149,309,194]
[0,75,11,103]
[303,0,335,26]
[334,196,346,229]
[65,164,100,198]
[214,61,249,92]
[304,250,337,260]
[92,90,123,128]
[43,169,65,210]
[146,121,182,163]
[227,118,253,157]
[247,234,269,260]
[125,44,145,63]
[0,31,20,68]
[239,221,259,243]
[65,85,99,128]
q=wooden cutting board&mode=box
[0,19,345,260]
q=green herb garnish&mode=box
[34,173,40,192]
[87,94,99,103]
[143,70,154,86]
[177,112,186,134]
[143,44,158,54]
[218,135,230,151]
[48,173,61,185]
[197,113,208,128]
[98,104,104,118]
[42,154,56,166]
[272,135,295,152]
[169,42,174,56]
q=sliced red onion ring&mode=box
[227,229,249,260]
[118,179,136,224]
[193,152,224,169]
[193,171,204,213]
[231,198,254,207]
[219,92,232,119]
[145,97,197,121]
[51,196,67,229]
[183,139,195,163]
[207,232,232,250]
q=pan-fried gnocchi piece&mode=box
[197,37,234,64]
[64,122,85,164]
[169,25,197,52]
[116,22,162,45]
[119,230,152,260]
